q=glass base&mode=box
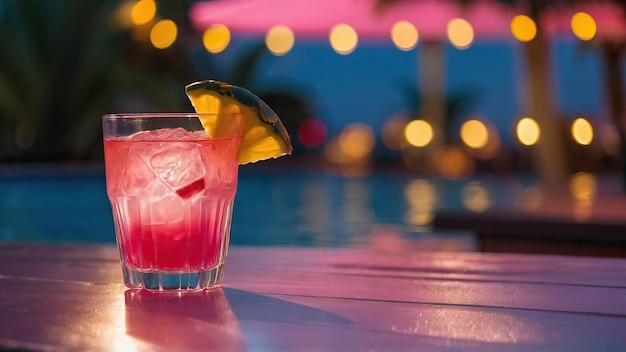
[121,263,225,292]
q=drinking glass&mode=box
[103,113,242,292]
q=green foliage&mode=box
[0,0,205,161]
[0,0,311,161]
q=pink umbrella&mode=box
[189,0,389,39]
[188,0,520,169]
[375,0,517,41]
[189,0,518,42]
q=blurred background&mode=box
[1,0,625,252]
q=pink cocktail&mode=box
[103,113,242,292]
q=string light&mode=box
[329,24,358,55]
[203,24,231,53]
[266,25,295,56]
[510,15,537,42]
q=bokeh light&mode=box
[464,117,501,160]
[322,135,373,177]
[569,171,597,221]
[203,24,230,53]
[510,15,537,42]
[150,19,177,49]
[266,25,295,56]
[131,0,156,26]
[462,182,490,213]
[571,12,596,41]
[404,119,433,147]
[460,119,489,149]
[382,115,410,151]
[404,179,437,231]
[571,117,593,145]
[329,24,358,55]
[391,21,419,51]
[435,145,474,179]
[338,123,375,158]
[516,117,540,146]
[447,18,474,49]
[570,171,597,203]
[297,118,327,147]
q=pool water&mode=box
[0,163,536,251]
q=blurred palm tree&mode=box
[0,0,312,162]
[507,0,570,190]
[491,0,626,190]
[378,0,625,190]
[393,77,478,143]
[0,0,202,161]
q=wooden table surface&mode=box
[1,244,626,351]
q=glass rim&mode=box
[103,112,243,119]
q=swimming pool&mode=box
[0,163,536,251]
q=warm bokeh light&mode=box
[382,115,410,151]
[464,117,501,160]
[322,135,373,177]
[297,118,327,147]
[329,24,358,55]
[462,182,490,213]
[570,171,597,203]
[266,25,295,56]
[516,117,540,146]
[435,145,474,179]
[338,123,375,158]
[460,119,489,149]
[447,18,474,49]
[571,12,597,41]
[570,171,597,221]
[404,179,437,231]
[391,21,419,51]
[510,15,537,42]
[203,24,230,53]
[131,0,156,26]
[150,19,177,49]
[571,117,593,145]
[404,119,433,147]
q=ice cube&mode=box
[150,144,206,197]
[145,194,185,225]
[131,128,198,141]
[122,149,156,195]
[168,128,200,141]
[216,164,237,190]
